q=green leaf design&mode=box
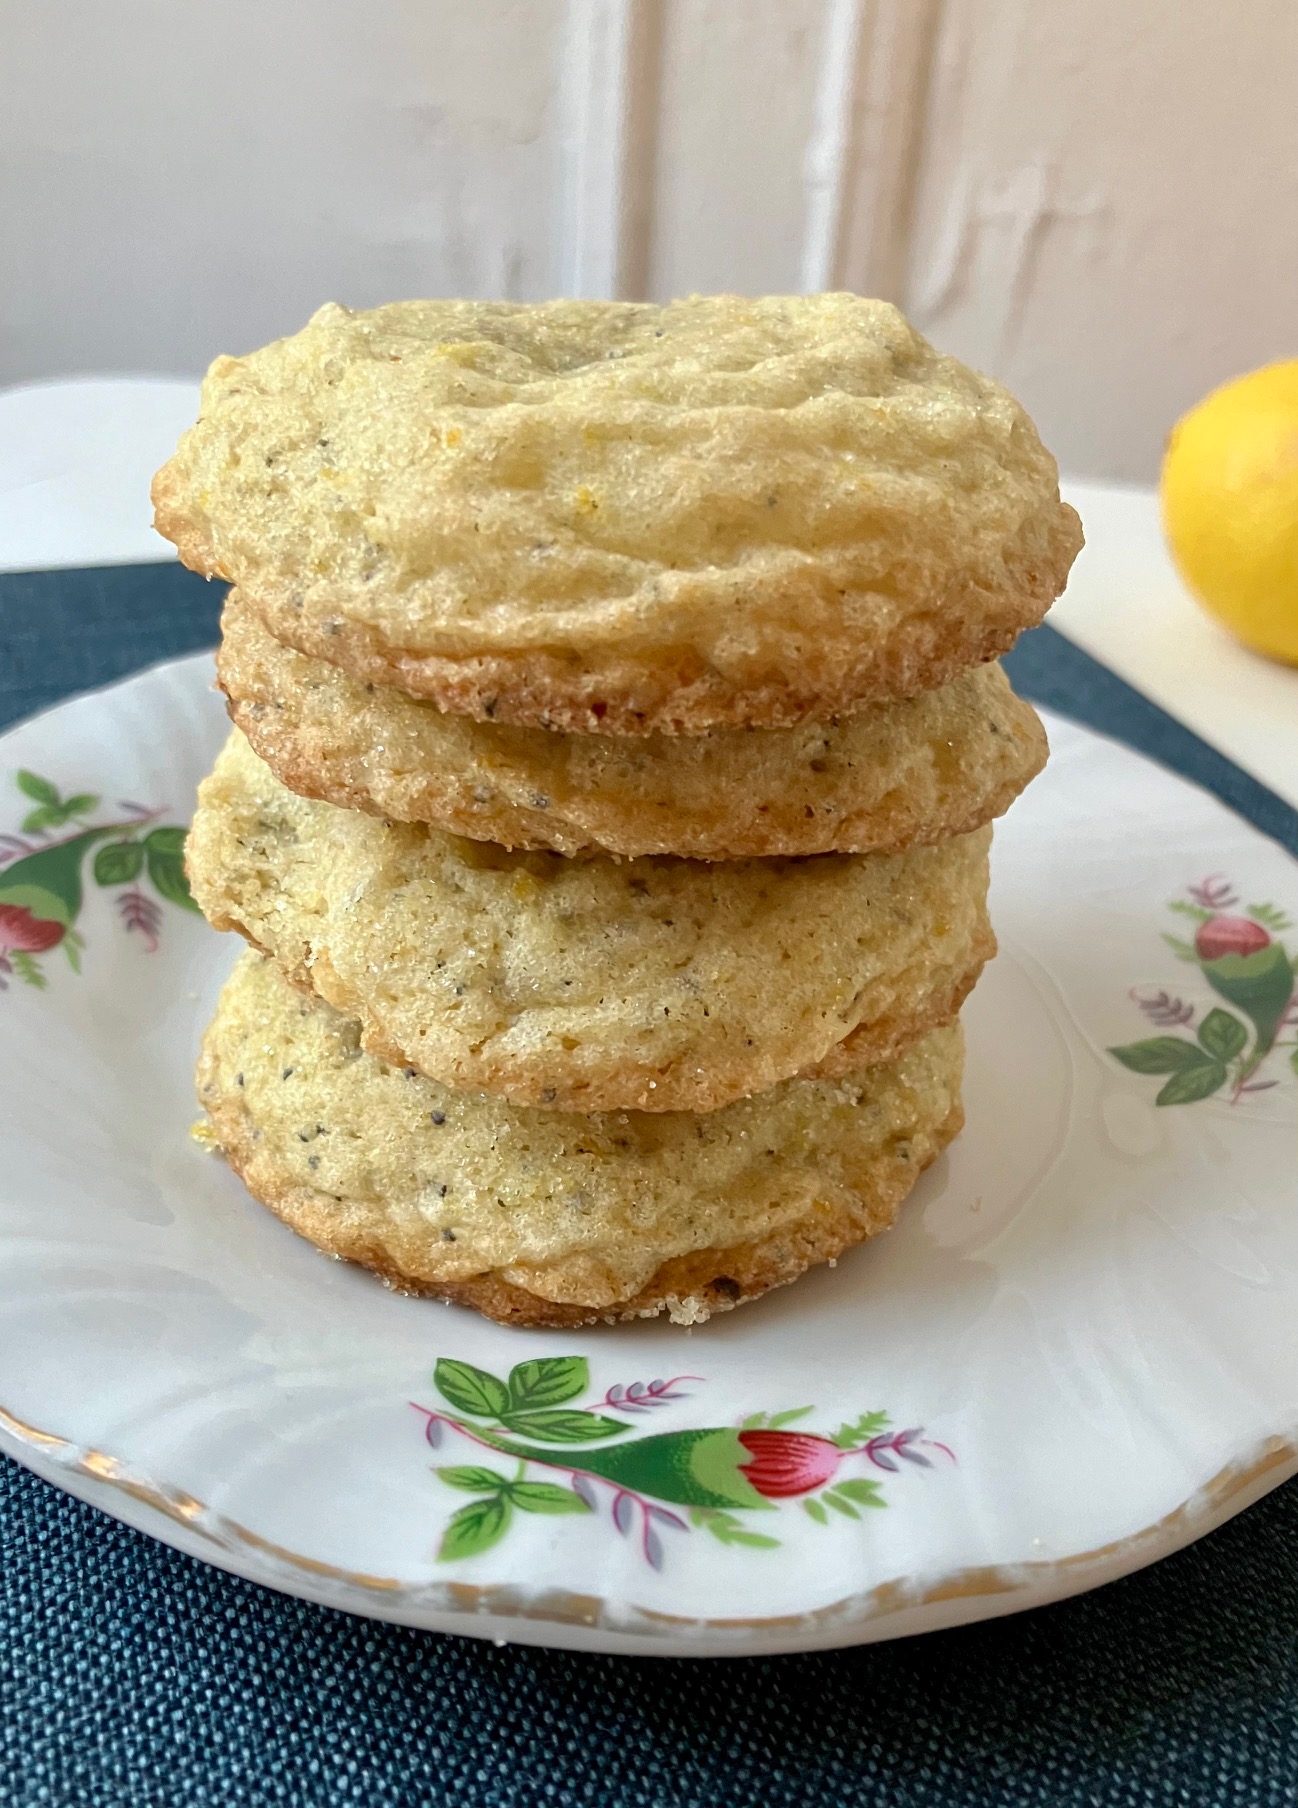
[832,1410,890,1450]
[1247,902,1293,932]
[433,1359,510,1419]
[689,1508,779,1549]
[11,951,46,989]
[1202,945,1295,1056]
[803,1498,829,1525]
[1109,1036,1205,1076]
[497,1408,630,1444]
[767,1407,814,1429]
[823,1490,861,1520]
[1196,1008,1248,1062]
[23,798,99,833]
[508,1482,591,1515]
[94,841,144,887]
[436,1465,509,1493]
[832,1478,887,1508]
[1168,900,1213,923]
[438,1495,512,1561]
[16,771,59,806]
[1290,1048,1298,1076]
[1161,932,1199,963]
[505,1357,588,1411]
[740,1412,767,1429]
[143,827,199,913]
[1156,1060,1227,1106]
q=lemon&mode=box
[1160,360,1298,664]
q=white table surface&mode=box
[2,377,1296,811]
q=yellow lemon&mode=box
[1160,360,1298,664]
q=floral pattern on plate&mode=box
[0,767,197,988]
[0,656,1295,1657]
[412,1357,953,1568]
[1110,875,1297,1105]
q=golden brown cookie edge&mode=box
[239,510,1077,736]
[218,599,1049,860]
[193,893,990,1114]
[200,1061,964,1328]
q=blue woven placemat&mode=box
[1,563,1296,1808]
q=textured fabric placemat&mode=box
[1,563,1296,1808]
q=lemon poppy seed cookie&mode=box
[219,592,1047,859]
[155,294,1082,734]
[199,952,965,1326]
[186,730,993,1114]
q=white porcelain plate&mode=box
[0,654,1295,1658]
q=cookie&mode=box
[186,730,994,1114]
[154,294,1082,734]
[198,951,965,1326]
[219,592,1047,859]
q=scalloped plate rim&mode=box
[4,1408,1294,1657]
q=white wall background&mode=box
[2,0,1295,480]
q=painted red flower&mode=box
[1195,914,1270,962]
[0,904,65,954]
[737,1430,843,1498]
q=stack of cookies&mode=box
[154,295,1081,1328]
